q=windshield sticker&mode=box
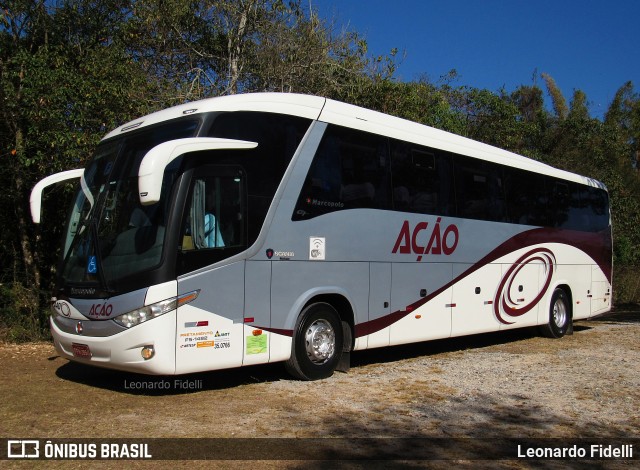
[246,334,267,355]
[87,256,97,274]
[309,237,325,260]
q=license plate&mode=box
[71,343,92,359]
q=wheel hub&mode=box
[304,319,335,364]
[553,298,567,328]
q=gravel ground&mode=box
[1,309,638,468]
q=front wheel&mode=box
[540,288,571,338]
[285,303,343,380]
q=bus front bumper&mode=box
[50,311,177,375]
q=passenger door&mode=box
[174,164,248,374]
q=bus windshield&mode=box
[61,119,200,292]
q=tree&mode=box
[445,86,524,151]
[605,81,639,169]
[0,0,380,338]
[0,0,154,337]
[541,73,568,120]
[3,0,640,340]
[250,5,371,98]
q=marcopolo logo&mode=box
[53,300,71,317]
[392,218,459,261]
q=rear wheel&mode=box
[540,288,571,338]
[285,303,343,380]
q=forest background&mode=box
[1,0,639,341]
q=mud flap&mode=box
[567,318,574,335]
[336,321,352,373]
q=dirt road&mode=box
[1,310,639,466]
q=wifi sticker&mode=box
[309,237,326,260]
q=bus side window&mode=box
[561,182,590,231]
[183,178,224,250]
[504,168,547,226]
[182,172,246,251]
[552,181,571,228]
[390,141,454,216]
[293,125,390,220]
[588,186,610,232]
[454,156,505,222]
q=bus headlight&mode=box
[113,290,199,328]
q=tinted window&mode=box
[61,119,199,287]
[587,186,610,232]
[291,124,609,232]
[550,181,572,229]
[553,181,590,231]
[455,156,505,222]
[551,181,609,232]
[504,168,549,226]
[390,141,455,216]
[293,125,390,220]
[207,112,310,242]
[503,168,609,232]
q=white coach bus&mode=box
[31,93,612,380]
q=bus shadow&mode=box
[54,360,289,395]
[589,306,640,324]
[351,326,542,368]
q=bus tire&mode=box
[540,288,571,338]
[285,302,343,380]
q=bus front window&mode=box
[60,119,199,292]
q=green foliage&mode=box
[1,1,640,341]
[0,281,48,342]
[612,265,640,305]
[542,73,568,120]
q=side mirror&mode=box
[30,168,84,223]
[138,138,258,205]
